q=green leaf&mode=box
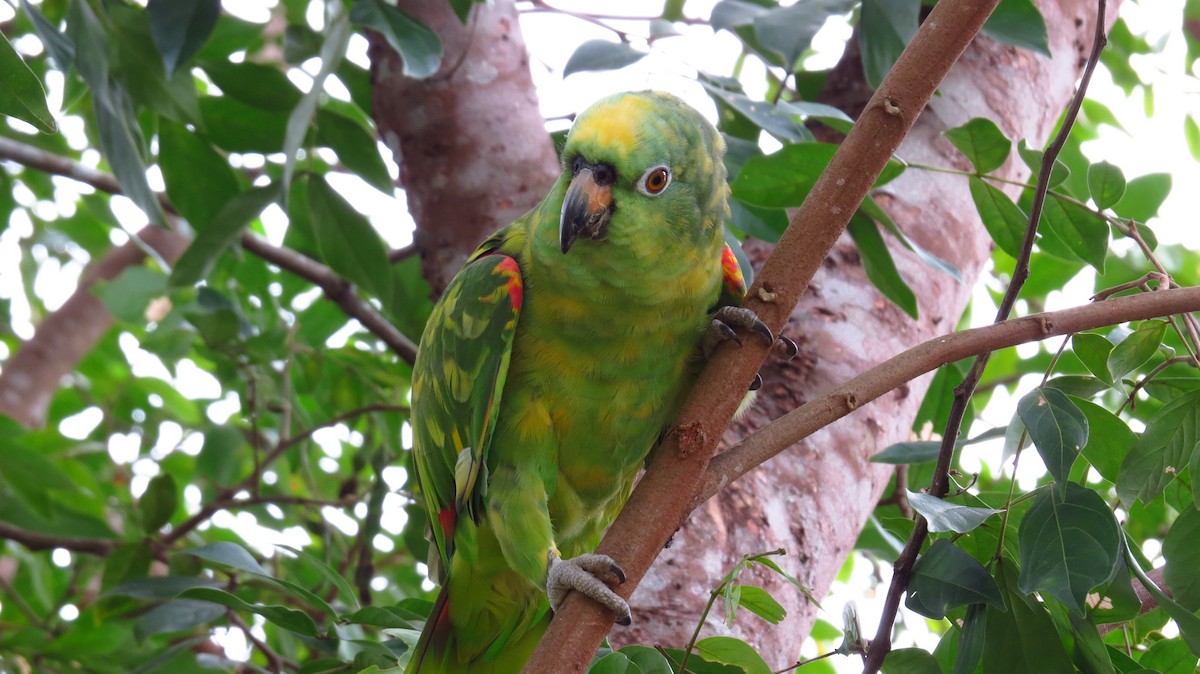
[846,214,918,319]
[1017,482,1121,615]
[728,199,788,242]
[860,196,960,281]
[200,59,302,112]
[1117,390,1200,506]
[589,652,638,674]
[282,9,350,190]
[350,0,442,79]
[952,605,987,674]
[316,108,393,194]
[906,491,1001,534]
[859,0,918,87]
[1073,397,1136,483]
[871,441,941,464]
[1073,333,1115,384]
[19,0,76,72]
[945,118,1012,174]
[1040,196,1109,272]
[147,0,221,74]
[279,545,362,611]
[180,587,319,636]
[343,606,423,629]
[983,560,1073,673]
[1043,375,1109,398]
[982,0,1050,55]
[694,636,772,674]
[752,0,852,67]
[1016,139,1071,189]
[1108,320,1165,381]
[1089,554,1142,625]
[0,33,57,133]
[906,540,1004,619]
[882,648,941,674]
[132,599,225,641]
[1016,388,1088,483]
[1088,161,1127,210]
[1139,638,1198,674]
[108,576,222,600]
[1127,541,1200,657]
[617,646,673,674]
[1113,173,1171,222]
[969,177,1026,259]
[185,541,269,576]
[1163,507,1200,611]
[159,117,241,231]
[196,425,243,485]
[731,585,786,624]
[0,442,79,516]
[140,473,178,531]
[306,175,393,306]
[199,95,289,153]
[562,39,648,77]
[93,267,169,324]
[700,79,811,143]
[1186,116,1200,162]
[170,183,282,286]
[69,0,167,226]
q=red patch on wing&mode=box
[493,256,523,310]
[438,506,456,541]
[721,246,746,295]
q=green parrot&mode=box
[406,90,772,673]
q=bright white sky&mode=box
[0,0,1195,668]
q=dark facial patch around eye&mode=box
[591,163,616,187]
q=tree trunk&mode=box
[368,0,558,296]
[369,0,1112,665]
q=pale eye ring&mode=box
[637,164,672,196]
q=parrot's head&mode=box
[554,91,727,257]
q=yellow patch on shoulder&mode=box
[570,94,655,157]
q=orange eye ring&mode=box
[637,164,672,196]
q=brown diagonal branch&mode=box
[696,285,1200,507]
[0,224,189,426]
[526,0,1002,667]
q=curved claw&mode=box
[547,553,631,626]
[749,373,763,391]
[773,335,799,361]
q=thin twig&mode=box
[226,609,297,673]
[0,521,117,556]
[860,0,1109,669]
[160,403,407,547]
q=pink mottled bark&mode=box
[368,0,559,296]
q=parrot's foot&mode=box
[703,306,799,363]
[547,553,631,626]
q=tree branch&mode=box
[0,224,189,426]
[526,0,1003,667]
[697,286,1200,507]
[860,1,1109,665]
[0,136,417,382]
[0,521,117,556]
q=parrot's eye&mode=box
[637,164,672,196]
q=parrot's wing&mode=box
[717,242,748,307]
[411,249,523,575]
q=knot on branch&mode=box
[670,421,708,458]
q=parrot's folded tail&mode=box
[406,586,452,674]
